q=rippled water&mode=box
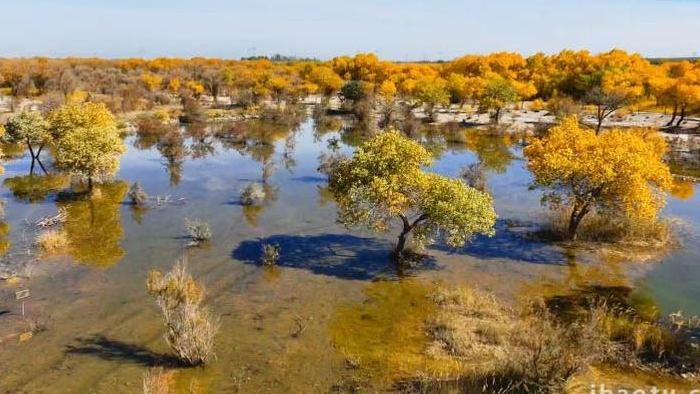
[0,116,698,392]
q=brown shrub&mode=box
[147,260,219,366]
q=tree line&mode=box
[1,50,699,127]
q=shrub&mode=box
[488,306,608,393]
[240,183,266,206]
[146,260,219,366]
[184,218,212,245]
[128,182,148,207]
[35,229,69,255]
[180,95,207,124]
[261,243,280,266]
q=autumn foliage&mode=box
[525,117,673,240]
[1,50,697,125]
[329,130,497,258]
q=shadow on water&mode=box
[64,335,182,367]
[232,233,438,280]
[431,220,567,265]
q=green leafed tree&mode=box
[479,78,518,124]
[4,110,51,172]
[329,130,497,259]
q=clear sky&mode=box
[0,0,698,60]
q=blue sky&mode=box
[0,0,698,59]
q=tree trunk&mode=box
[595,105,605,134]
[567,205,589,241]
[393,214,429,259]
[494,107,501,124]
[676,105,686,127]
[666,104,678,127]
[36,158,48,175]
[394,231,409,256]
[27,142,36,160]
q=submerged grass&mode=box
[35,229,70,255]
[330,280,457,386]
[333,279,700,393]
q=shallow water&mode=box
[0,116,698,392]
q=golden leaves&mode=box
[525,116,673,222]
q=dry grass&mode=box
[184,219,212,245]
[35,229,69,255]
[426,287,510,362]
[142,367,174,394]
[147,260,219,366]
[240,183,266,206]
[336,282,700,392]
[541,209,674,247]
[425,288,609,393]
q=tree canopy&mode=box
[524,116,673,240]
[329,130,497,258]
[4,110,51,161]
[47,103,126,187]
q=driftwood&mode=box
[151,195,187,207]
[34,208,68,228]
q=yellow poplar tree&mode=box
[524,116,672,240]
[47,103,126,189]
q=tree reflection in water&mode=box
[58,182,128,267]
[3,174,70,203]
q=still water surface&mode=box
[0,116,698,392]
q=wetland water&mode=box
[0,116,699,392]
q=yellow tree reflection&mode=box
[3,174,70,203]
[58,182,127,267]
[0,221,10,256]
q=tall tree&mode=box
[4,111,51,173]
[524,117,672,240]
[329,131,496,259]
[48,103,126,190]
[479,78,518,123]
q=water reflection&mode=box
[671,178,695,200]
[58,182,127,267]
[0,142,26,160]
[0,113,698,391]
[0,221,9,256]
[185,122,216,160]
[464,131,517,173]
[3,174,70,203]
[156,130,189,187]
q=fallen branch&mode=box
[34,208,68,228]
